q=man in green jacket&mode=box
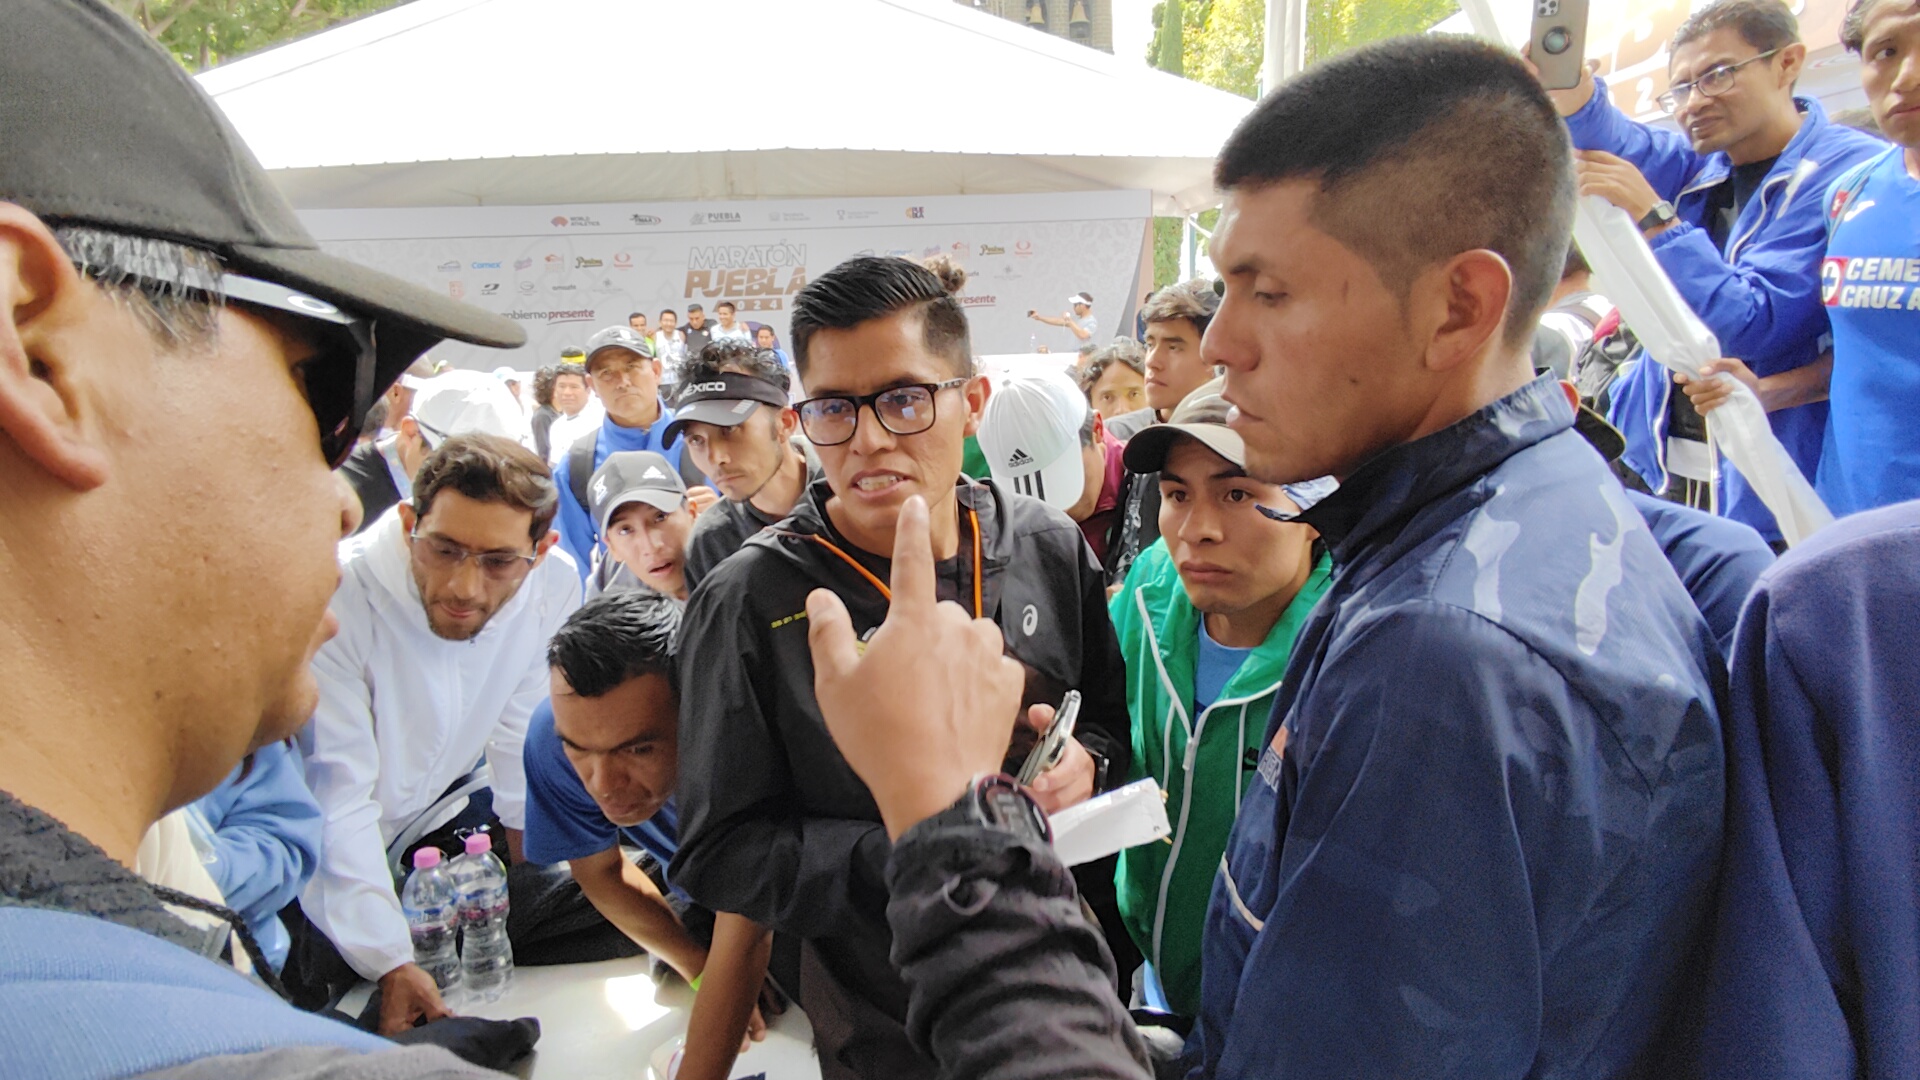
[1108,381,1334,1017]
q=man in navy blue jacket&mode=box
[1543,0,1885,543]
[1188,39,1725,1076]
[1695,499,1920,1079]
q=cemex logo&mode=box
[906,206,925,219]
[1823,255,1920,310]
[1006,448,1034,468]
[437,260,460,273]
[471,260,502,269]
[630,214,662,226]
[514,257,534,270]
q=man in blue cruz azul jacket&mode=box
[1544,0,1884,542]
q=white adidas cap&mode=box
[977,368,1090,512]
[408,369,526,449]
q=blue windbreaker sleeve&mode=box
[1195,606,1633,1080]
[1692,575,1856,1078]
[552,453,597,584]
[1564,77,1706,197]
[1645,197,1833,374]
[192,743,323,937]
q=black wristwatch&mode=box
[923,773,1052,845]
[1638,200,1678,233]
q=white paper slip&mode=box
[1049,778,1171,867]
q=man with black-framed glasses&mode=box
[291,434,612,1033]
[670,255,1130,1080]
[1533,0,1883,547]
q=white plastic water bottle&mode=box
[451,832,514,1002]
[401,847,463,1000]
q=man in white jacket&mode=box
[293,433,584,1033]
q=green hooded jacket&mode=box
[1109,538,1332,1015]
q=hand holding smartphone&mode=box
[1529,0,1590,91]
[1017,690,1081,787]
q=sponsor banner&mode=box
[301,191,1149,371]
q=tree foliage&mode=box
[1149,0,1461,100]
[108,0,406,70]
[1142,0,1459,285]
[1306,0,1461,67]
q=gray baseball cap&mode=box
[584,326,655,368]
[588,451,686,537]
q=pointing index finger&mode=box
[887,494,938,615]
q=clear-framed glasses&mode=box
[794,378,969,447]
[408,530,539,580]
[1657,49,1780,112]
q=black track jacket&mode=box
[671,477,1129,1077]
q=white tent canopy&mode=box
[200,0,1256,215]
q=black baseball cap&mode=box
[664,372,790,446]
[0,1,524,450]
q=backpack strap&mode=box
[567,427,599,521]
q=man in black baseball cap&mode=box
[0,2,520,1074]
[663,341,821,592]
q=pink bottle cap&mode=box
[464,833,493,857]
[412,847,442,870]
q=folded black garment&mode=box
[386,1015,541,1071]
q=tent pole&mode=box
[1262,0,1308,96]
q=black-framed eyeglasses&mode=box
[408,529,540,580]
[1657,49,1780,112]
[75,259,378,469]
[793,378,969,447]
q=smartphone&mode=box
[1529,0,1589,91]
[1017,690,1082,787]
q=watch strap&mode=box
[1637,201,1677,232]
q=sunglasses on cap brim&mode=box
[75,259,378,469]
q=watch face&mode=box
[980,781,1048,841]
